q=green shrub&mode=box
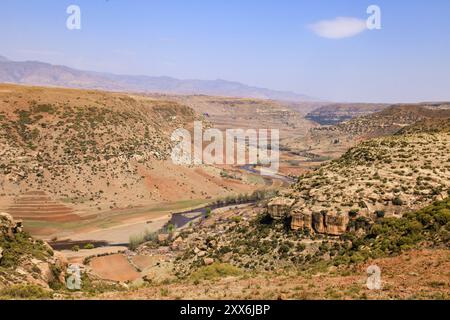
[83,243,95,250]
[375,210,385,218]
[0,285,52,299]
[392,197,403,206]
[0,232,52,269]
[334,198,450,265]
[190,263,242,282]
[129,234,145,250]
[349,209,359,217]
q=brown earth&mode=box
[5,191,84,222]
[0,84,278,240]
[88,249,449,300]
[89,254,141,282]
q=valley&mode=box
[0,83,448,301]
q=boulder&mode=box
[171,237,184,250]
[203,258,214,266]
[0,212,22,237]
[157,233,169,243]
[0,212,14,228]
[197,251,207,257]
[207,239,217,248]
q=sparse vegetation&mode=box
[190,263,242,282]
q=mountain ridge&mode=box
[0,56,313,102]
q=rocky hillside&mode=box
[305,103,388,125]
[0,212,67,292]
[288,104,450,159]
[131,192,449,283]
[314,104,450,139]
[0,84,198,214]
[281,118,450,235]
[162,95,317,140]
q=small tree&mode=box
[349,209,359,218]
[375,210,385,218]
[393,197,403,206]
[167,223,175,233]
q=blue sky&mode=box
[1,0,450,102]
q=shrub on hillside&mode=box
[334,198,450,265]
[190,263,242,282]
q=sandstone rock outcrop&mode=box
[291,207,313,230]
[267,197,295,219]
[291,209,349,236]
[324,212,349,235]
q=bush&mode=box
[392,197,403,206]
[129,234,145,251]
[334,197,450,265]
[0,285,52,299]
[375,210,385,218]
[129,229,159,250]
[83,243,95,250]
[71,245,80,252]
[167,223,175,233]
[0,232,52,269]
[190,263,242,282]
[349,209,359,217]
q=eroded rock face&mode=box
[312,212,327,234]
[267,197,295,219]
[291,208,312,230]
[324,213,349,236]
[291,209,349,236]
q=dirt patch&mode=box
[88,249,449,300]
[132,255,156,270]
[89,254,140,282]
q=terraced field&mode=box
[6,191,86,222]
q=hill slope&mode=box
[286,118,450,235]
[0,84,259,224]
[305,103,389,125]
[287,104,450,158]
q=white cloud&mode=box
[309,17,367,39]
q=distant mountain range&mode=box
[0,55,312,101]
